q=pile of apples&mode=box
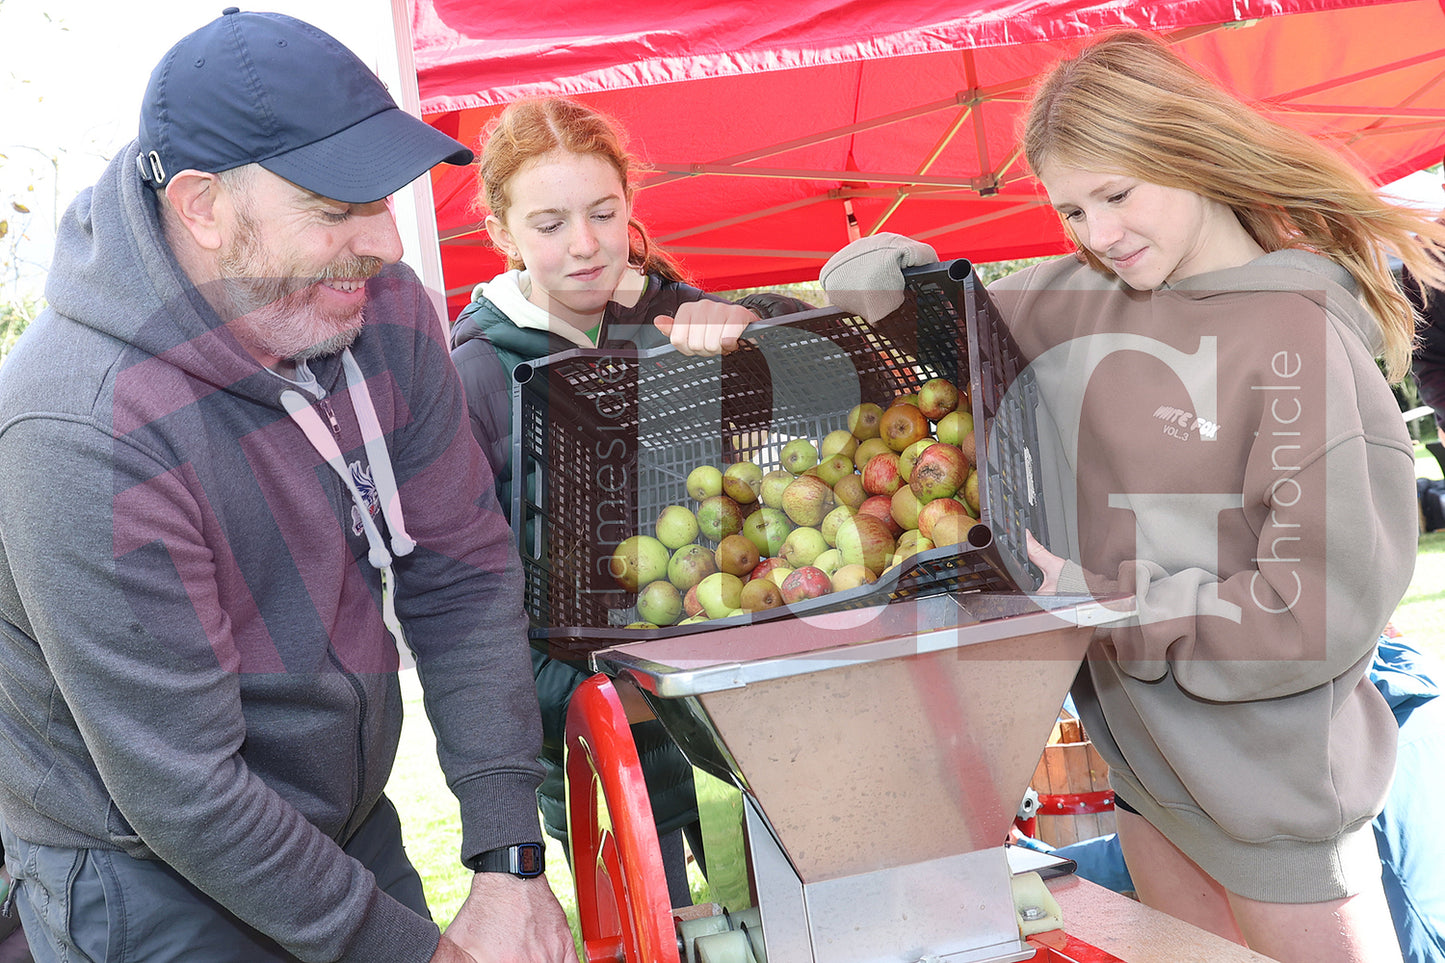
[608,377,981,627]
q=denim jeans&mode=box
[1,795,428,962]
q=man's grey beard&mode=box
[214,199,381,363]
[290,320,363,361]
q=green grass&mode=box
[390,443,1445,929]
[388,671,578,931]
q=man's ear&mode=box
[163,171,226,252]
[484,214,517,261]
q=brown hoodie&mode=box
[990,250,1411,902]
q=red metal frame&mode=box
[565,674,681,963]
[1028,932,1130,962]
[1017,789,1116,838]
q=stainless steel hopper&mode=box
[588,590,1128,963]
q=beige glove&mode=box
[819,233,939,323]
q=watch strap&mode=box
[467,842,545,877]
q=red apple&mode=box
[749,557,789,583]
[683,584,703,618]
[780,566,833,604]
[861,451,904,496]
[917,377,960,421]
[835,514,898,576]
[917,497,970,540]
[858,494,904,537]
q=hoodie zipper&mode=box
[319,399,342,437]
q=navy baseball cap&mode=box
[137,8,472,203]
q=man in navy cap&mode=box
[0,9,576,962]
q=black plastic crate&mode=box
[510,260,1046,657]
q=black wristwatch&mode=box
[466,842,545,877]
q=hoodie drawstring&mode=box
[280,348,414,666]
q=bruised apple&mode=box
[697,494,745,542]
[668,543,717,591]
[910,443,968,503]
[780,566,832,604]
[833,473,867,511]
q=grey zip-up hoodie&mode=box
[0,145,544,961]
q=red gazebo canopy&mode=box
[410,0,1445,317]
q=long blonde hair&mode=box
[1023,29,1445,382]
[475,97,688,283]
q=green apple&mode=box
[608,535,670,591]
[820,429,858,460]
[686,464,723,501]
[697,572,744,619]
[654,504,699,549]
[722,461,763,505]
[780,438,819,475]
[636,580,683,626]
[742,507,793,556]
[697,494,745,542]
[668,543,718,591]
[812,547,844,578]
[936,409,974,447]
[847,403,883,440]
[820,504,857,546]
[814,452,855,486]
[779,525,829,568]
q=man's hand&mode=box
[653,301,756,356]
[430,935,480,963]
[444,873,580,963]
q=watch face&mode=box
[515,842,545,876]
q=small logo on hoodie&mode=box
[349,460,380,535]
[1152,404,1220,441]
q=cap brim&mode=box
[261,107,473,204]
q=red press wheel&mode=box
[565,673,680,963]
